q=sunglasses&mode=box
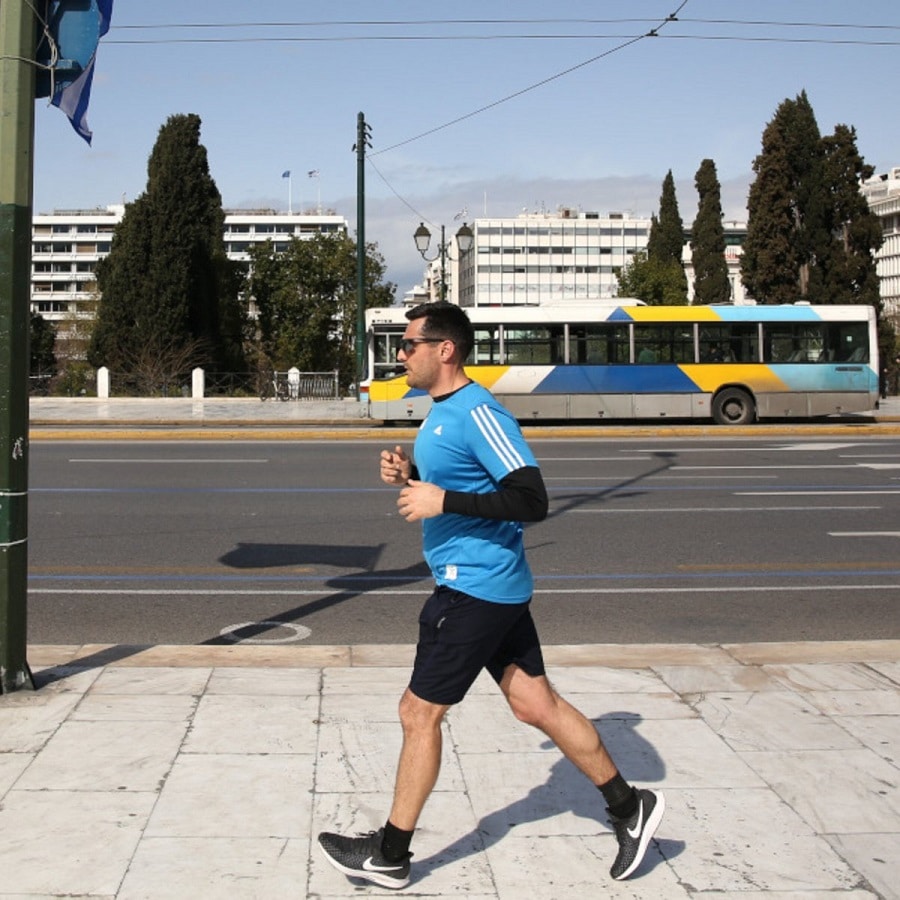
[398,337,449,355]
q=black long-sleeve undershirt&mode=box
[441,466,548,523]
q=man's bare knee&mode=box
[501,668,559,729]
[398,689,448,735]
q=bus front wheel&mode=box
[712,388,755,425]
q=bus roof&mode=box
[366,303,876,327]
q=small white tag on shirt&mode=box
[444,564,458,581]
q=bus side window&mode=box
[373,330,404,379]
[504,327,556,365]
[569,324,626,364]
[831,322,869,363]
[634,324,693,364]
[468,327,499,366]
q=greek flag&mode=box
[282,171,291,178]
[50,0,114,145]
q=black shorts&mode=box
[408,585,546,706]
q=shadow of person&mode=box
[205,540,432,644]
[411,712,679,885]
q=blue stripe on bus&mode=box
[610,305,825,322]
[711,306,822,322]
[536,365,699,393]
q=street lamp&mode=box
[414,221,474,301]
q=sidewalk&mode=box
[2,640,898,898]
[29,395,367,426]
[27,394,900,434]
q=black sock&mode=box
[381,820,414,862]
[597,774,638,819]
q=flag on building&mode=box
[308,170,319,178]
[282,171,291,178]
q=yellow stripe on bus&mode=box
[680,364,790,392]
[369,366,512,402]
[624,306,723,322]
[465,366,510,389]
[369,380,412,402]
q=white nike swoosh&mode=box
[362,856,404,873]
[627,800,644,839]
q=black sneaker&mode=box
[608,788,665,880]
[318,827,411,890]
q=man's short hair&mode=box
[406,301,474,360]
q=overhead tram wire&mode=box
[370,1,690,158]
[108,17,900,34]
[364,156,431,226]
[102,33,900,47]
[362,1,690,231]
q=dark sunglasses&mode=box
[398,337,449,355]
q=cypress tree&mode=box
[690,159,731,304]
[820,124,882,309]
[90,114,246,381]
[647,170,686,264]
[645,170,688,299]
[741,91,828,303]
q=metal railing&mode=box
[29,367,343,400]
[263,370,340,401]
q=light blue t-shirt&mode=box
[413,382,538,604]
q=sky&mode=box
[31,0,900,298]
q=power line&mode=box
[364,1,688,226]
[108,17,900,33]
[104,33,900,46]
[371,1,686,157]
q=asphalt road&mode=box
[26,435,900,647]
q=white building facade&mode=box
[427,208,751,308]
[30,206,348,326]
[457,209,651,307]
[683,221,751,306]
[861,167,900,328]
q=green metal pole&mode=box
[0,0,36,692]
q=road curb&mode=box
[28,420,900,440]
[27,639,900,670]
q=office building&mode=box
[411,208,751,308]
[30,205,348,326]
[456,208,651,307]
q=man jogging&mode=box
[318,301,664,889]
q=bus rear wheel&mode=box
[712,388,755,425]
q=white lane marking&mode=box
[857,463,900,470]
[616,443,868,454]
[539,457,652,462]
[774,443,860,451]
[545,475,776,481]
[69,458,269,464]
[28,584,899,597]
[674,465,854,470]
[829,532,900,538]
[571,506,880,513]
[736,491,900,496]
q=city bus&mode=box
[363,302,879,425]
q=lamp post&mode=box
[414,221,474,302]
